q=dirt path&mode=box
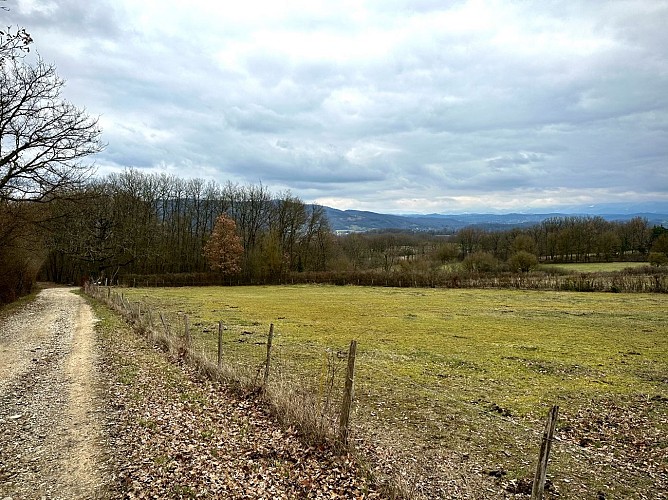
[0,287,105,499]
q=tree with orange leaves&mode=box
[203,214,243,275]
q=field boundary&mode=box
[84,283,355,439]
[116,267,668,293]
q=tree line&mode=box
[3,164,667,301]
[39,170,332,285]
[453,215,657,264]
[331,216,666,275]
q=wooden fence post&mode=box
[217,321,224,370]
[263,323,274,387]
[184,315,191,351]
[159,312,169,337]
[339,340,358,446]
[145,309,154,341]
[532,405,559,500]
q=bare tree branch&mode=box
[0,59,104,202]
[0,0,33,66]
[0,26,32,65]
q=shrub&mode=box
[462,251,499,273]
[507,251,539,273]
[648,252,668,267]
[432,242,460,263]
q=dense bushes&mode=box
[462,251,499,273]
[507,251,539,273]
[0,247,42,303]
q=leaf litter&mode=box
[98,310,379,499]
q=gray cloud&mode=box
[6,0,668,213]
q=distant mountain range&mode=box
[323,203,668,233]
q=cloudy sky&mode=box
[8,0,668,213]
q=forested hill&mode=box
[323,207,668,233]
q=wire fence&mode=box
[85,283,354,441]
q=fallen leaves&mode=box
[556,396,668,497]
[100,320,379,499]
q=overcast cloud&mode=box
[8,0,668,213]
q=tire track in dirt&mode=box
[0,287,106,499]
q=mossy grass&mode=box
[120,285,668,496]
[121,285,666,408]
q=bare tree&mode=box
[272,191,307,271]
[0,59,103,202]
[0,4,104,299]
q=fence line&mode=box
[85,283,358,446]
[85,282,563,498]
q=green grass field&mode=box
[120,285,667,497]
[540,261,648,273]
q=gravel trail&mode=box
[0,287,105,499]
